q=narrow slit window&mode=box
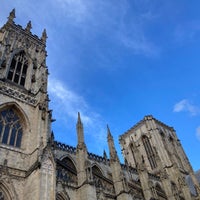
[142,136,157,169]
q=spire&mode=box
[76,112,86,149]
[41,29,47,43]
[107,124,112,139]
[107,125,119,162]
[77,112,81,124]
[103,150,107,159]
[25,21,32,32]
[7,9,15,24]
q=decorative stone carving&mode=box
[160,169,168,180]
[0,82,37,105]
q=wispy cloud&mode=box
[50,0,160,57]
[49,78,92,125]
[173,99,200,116]
[196,126,200,141]
[48,78,107,151]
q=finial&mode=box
[107,124,112,138]
[51,131,55,140]
[103,150,107,159]
[41,29,47,43]
[25,21,32,32]
[77,112,82,124]
[7,9,15,23]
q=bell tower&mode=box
[0,9,55,200]
[119,115,199,199]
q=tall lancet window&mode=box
[0,108,23,148]
[142,136,157,169]
[7,51,28,86]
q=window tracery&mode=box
[56,157,78,186]
[142,136,157,169]
[7,51,28,86]
[0,108,23,148]
[92,165,115,195]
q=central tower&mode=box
[119,115,199,199]
[0,10,55,200]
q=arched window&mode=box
[0,191,4,200]
[0,186,11,200]
[7,51,28,86]
[61,157,77,174]
[142,136,157,169]
[0,108,23,148]
[57,157,77,185]
[92,165,103,177]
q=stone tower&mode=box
[0,10,55,200]
[119,115,200,200]
[1,9,199,200]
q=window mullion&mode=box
[14,129,19,147]
[12,57,19,82]
[0,123,5,143]
[18,58,25,84]
[7,124,13,145]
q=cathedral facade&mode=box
[0,10,200,200]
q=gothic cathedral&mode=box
[0,10,200,200]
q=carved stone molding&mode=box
[0,82,37,106]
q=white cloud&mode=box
[173,99,200,116]
[52,0,90,24]
[196,126,200,141]
[50,0,159,57]
[48,78,91,124]
[48,78,107,151]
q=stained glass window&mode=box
[7,51,28,86]
[0,108,23,148]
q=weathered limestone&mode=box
[76,113,97,200]
[0,9,199,200]
[107,126,133,200]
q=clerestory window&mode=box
[7,51,28,86]
[142,136,157,169]
[0,108,23,148]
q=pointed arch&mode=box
[0,181,15,200]
[57,156,78,185]
[60,156,77,174]
[0,102,30,129]
[92,164,104,177]
[7,50,29,86]
[92,164,105,189]
[0,102,29,149]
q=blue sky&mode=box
[1,0,200,171]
